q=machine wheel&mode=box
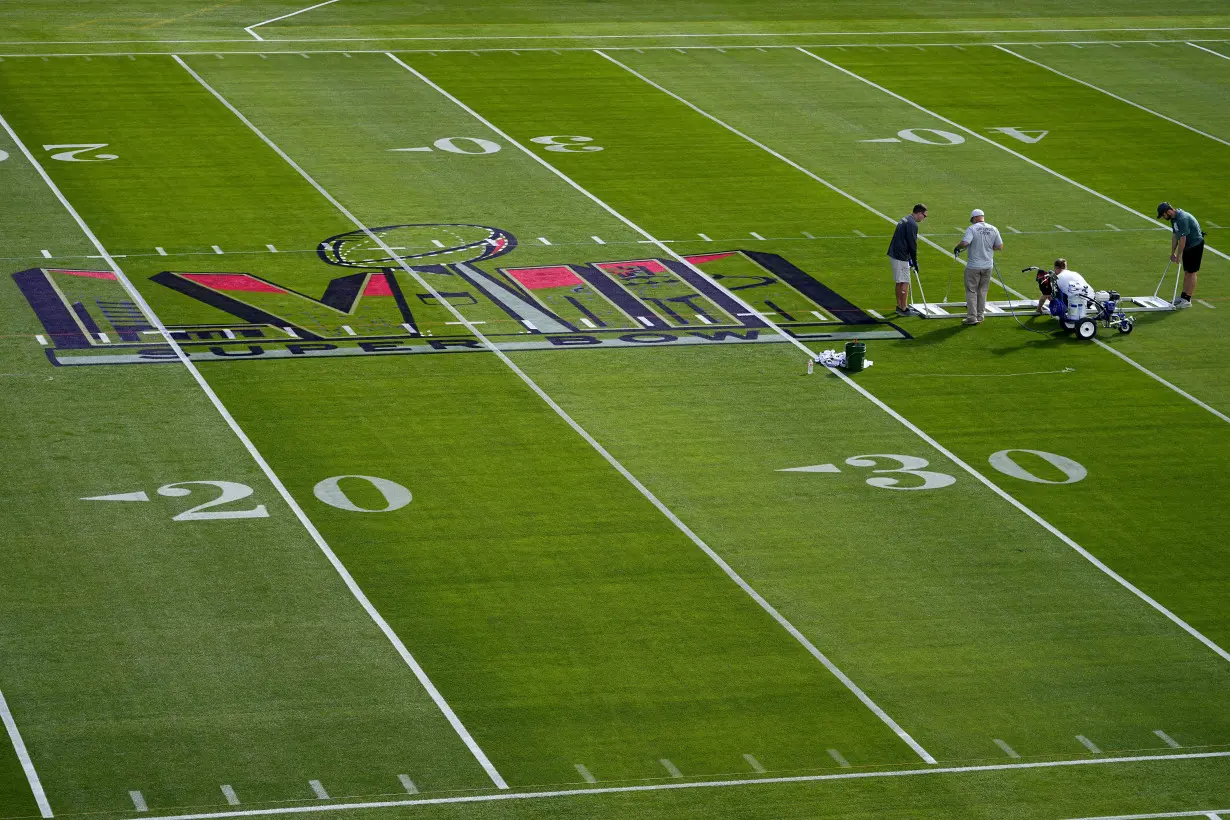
[1076,318,1098,340]
[1118,321,1134,335]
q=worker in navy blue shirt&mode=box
[1157,202,1204,308]
[887,203,927,316]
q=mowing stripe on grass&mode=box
[797,47,1228,264]
[104,751,1230,820]
[993,46,1230,148]
[0,687,52,818]
[0,98,508,793]
[173,48,934,767]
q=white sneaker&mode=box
[1174,297,1192,309]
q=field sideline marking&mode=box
[0,98,509,793]
[1187,41,1230,60]
[794,46,1230,425]
[244,0,342,41]
[4,26,1230,47]
[177,40,934,765]
[107,751,1230,820]
[994,46,1230,148]
[595,50,1229,662]
[0,687,53,817]
[381,51,937,765]
[5,39,1230,57]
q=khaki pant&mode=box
[964,266,992,321]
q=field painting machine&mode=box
[906,262,1177,339]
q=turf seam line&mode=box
[0,80,507,795]
[795,46,1230,268]
[993,46,1230,148]
[104,751,1230,820]
[0,687,52,817]
[382,50,937,766]
[243,0,342,41]
[167,54,510,791]
[795,46,1230,425]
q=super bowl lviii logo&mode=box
[13,223,907,366]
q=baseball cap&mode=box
[1156,201,1173,218]
[970,208,985,220]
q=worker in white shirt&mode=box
[953,208,1004,325]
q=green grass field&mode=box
[1,2,1229,818]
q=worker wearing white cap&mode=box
[953,208,1004,325]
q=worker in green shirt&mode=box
[1157,202,1205,308]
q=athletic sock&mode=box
[1181,293,1191,301]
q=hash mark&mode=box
[431,239,445,248]
[591,235,606,244]
[574,764,597,784]
[397,775,418,795]
[1106,224,1121,231]
[827,749,851,768]
[1196,299,1215,309]
[341,325,357,336]
[129,791,148,812]
[1076,735,1102,754]
[40,249,52,258]
[1006,226,1021,233]
[1154,730,1181,748]
[866,309,884,319]
[853,229,867,237]
[1055,224,1071,232]
[211,245,224,254]
[221,786,239,806]
[802,231,816,239]
[155,246,167,255]
[698,233,712,241]
[750,231,766,240]
[993,739,1020,758]
[309,780,329,800]
[743,754,766,773]
[267,244,278,252]
[659,759,683,778]
[538,237,552,245]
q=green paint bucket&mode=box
[844,340,866,372]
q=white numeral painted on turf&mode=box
[433,137,502,155]
[157,481,269,521]
[988,449,1086,485]
[43,143,118,162]
[897,128,965,146]
[0,149,8,162]
[844,454,957,491]
[988,127,1049,144]
[529,135,603,153]
[313,475,412,513]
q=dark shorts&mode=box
[1036,273,1053,296]
[1183,241,1204,273]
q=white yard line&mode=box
[994,46,1230,148]
[379,51,936,767]
[1186,42,1230,60]
[107,752,1230,820]
[1091,339,1230,424]
[244,0,342,41]
[0,687,53,817]
[0,97,509,793]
